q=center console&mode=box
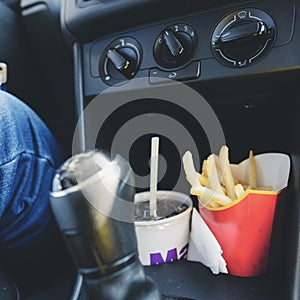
[61,0,300,298]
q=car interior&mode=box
[1,0,300,299]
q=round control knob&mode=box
[211,9,276,67]
[100,37,142,86]
[154,24,197,69]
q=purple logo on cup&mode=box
[150,243,189,265]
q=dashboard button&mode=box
[211,9,276,68]
[100,37,142,85]
[154,24,197,69]
[149,61,200,84]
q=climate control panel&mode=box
[89,0,294,93]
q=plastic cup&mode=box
[134,190,193,266]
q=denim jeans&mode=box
[0,90,73,292]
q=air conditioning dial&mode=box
[211,9,276,67]
[100,37,142,85]
[154,24,197,69]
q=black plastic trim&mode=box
[73,42,86,153]
[61,0,254,43]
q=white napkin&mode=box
[187,208,228,275]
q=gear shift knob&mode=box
[50,150,161,299]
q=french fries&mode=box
[182,151,199,187]
[219,146,236,199]
[249,150,257,189]
[191,185,232,207]
[206,154,225,195]
[182,146,273,208]
[234,184,245,198]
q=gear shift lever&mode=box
[49,150,161,299]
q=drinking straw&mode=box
[150,136,159,218]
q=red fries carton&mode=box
[198,153,290,277]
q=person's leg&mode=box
[0,90,74,293]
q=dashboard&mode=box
[66,0,297,96]
[61,1,300,298]
[14,0,300,299]
[67,0,300,184]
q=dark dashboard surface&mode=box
[62,0,253,42]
